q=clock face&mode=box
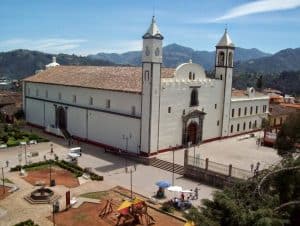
[155,47,160,56]
[145,46,150,56]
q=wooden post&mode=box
[229,164,232,177]
[205,158,209,171]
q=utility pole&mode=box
[2,167,4,194]
[172,147,175,186]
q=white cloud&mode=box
[215,0,300,21]
[0,38,86,53]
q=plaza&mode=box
[0,126,282,225]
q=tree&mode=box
[184,156,300,226]
[256,75,263,91]
[275,112,300,156]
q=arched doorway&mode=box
[57,107,66,129]
[187,122,198,144]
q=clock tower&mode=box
[140,16,163,155]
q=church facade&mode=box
[23,17,269,156]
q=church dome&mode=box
[46,56,60,68]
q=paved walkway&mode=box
[158,132,281,171]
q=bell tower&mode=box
[140,16,163,155]
[215,29,235,137]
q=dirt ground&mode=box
[23,167,79,188]
[0,186,10,200]
[50,188,184,226]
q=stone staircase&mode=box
[151,158,184,175]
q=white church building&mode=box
[23,17,269,156]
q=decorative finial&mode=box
[225,24,228,33]
[52,56,56,63]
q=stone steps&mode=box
[151,158,184,175]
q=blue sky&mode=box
[0,0,300,55]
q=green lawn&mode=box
[0,178,13,184]
[80,191,108,200]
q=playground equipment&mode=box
[99,197,155,226]
[116,198,155,226]
[99,199,114,218]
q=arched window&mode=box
[230,125,234,133]
[192,73,195,80]
[237,123,240,132]
[243,122,246,130]
[218,51,225,66]
[190,88,199,107]
[189,72,192,80]
[249,121,252,129]
[254,120,257,128]
[228,52,233,67]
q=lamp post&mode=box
[1,161,9,194]
[45,144,55,186]
[20,142,27,165]
[125,163,136,200]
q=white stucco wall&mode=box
[88,110,140,153]
[158,62,224,150]
[229,97,269,135]
[24,82,142,153]
[26,98,44,126]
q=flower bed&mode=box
[0,124,49,147]
[10,160,103,181]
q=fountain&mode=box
[25,186,60,204]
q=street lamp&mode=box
[20,142,27,165]
[1,161,9,194]
[125,163,136,200]
[44,144,55,187]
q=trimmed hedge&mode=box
[14,219,39,226]
[10,160,103,181]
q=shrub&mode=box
[28,133,40,140]
[7,139,20,147]
[90,173,104,181]
[10,165,22,172]
[160,201,175,213]
[14,219,39,226]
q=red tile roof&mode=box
[24,66,175,93]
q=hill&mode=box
[0,49,114,79]
[235,48,300,74]
[88,43,271,69]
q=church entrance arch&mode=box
[182,110,205,146]
[56,106,67,129]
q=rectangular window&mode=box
[244,107,247,116]
[250,106,253,115]
[36,89,39,97]
[256,106,258,114]
[131,106,136,115]
[106,99,110,109]
[45,90,48,98]
[183,109,185,115]
[73,95,76,104]
[217,120,219,126]
[144,71,149,81]
[89,96,93,105]
[27,87,30,95]
[263,105,268,113]
[232,109,235,117]
[215,104,217,109]
[238,108,241,117]
[58,92,62,100]
[168,107,171,113]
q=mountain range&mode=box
[0,44,300,94]
[88,43,271,70]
